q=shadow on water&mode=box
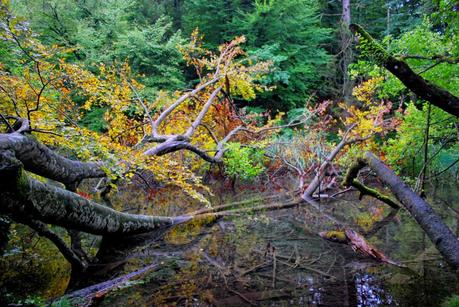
[64,184,459,307]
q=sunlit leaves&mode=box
[0,4,277,204]
[223,142,265,180]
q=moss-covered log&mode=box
[343,158,400,210]
[350,24,459,117]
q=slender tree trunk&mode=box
[342,0,350,24]
[173,0,182,29]
[341,0,353,102]
[417,102,431,197]
[386,1,391,36]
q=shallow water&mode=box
[84,188,459,306]
[2,181,458,306]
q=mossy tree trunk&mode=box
[350,24,459,117]
[0,131,192,271]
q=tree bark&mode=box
[350,24,459,117]
[0,148,190,236]
[352,152,459,267]
[341,0,353,102]
[342,0,351,24]
[0,133,105,186]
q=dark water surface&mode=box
[2,182,458,306]
[85,188,459,307]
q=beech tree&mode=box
[0,5,287,274]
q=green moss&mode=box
[350,24,391,64]
[15,167,30,196]
[343,157,367,187]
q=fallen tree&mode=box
[343,152,459,267]
[0,15,307,278]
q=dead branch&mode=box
[301,123,370,199]
[55,263,158,304]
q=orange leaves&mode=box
[180,30,272,101]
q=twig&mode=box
[0,113,13,132]
[272,249,277,288]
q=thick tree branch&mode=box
[143,139,221,163]
[350,24,459,117]
[185,86,222,138]
[25,219,87,271]
[0,132,106,186]
[343,158,400,210]
[153,77,221,136]
[0,174,191,236]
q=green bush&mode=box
[223,142,265,180]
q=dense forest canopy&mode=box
[0,0,458,305]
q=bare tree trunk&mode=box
[342,0,351,24]
[348,152,459,267]
[416,102,431,197]
[302,138,348,198]
[341,0,353,102]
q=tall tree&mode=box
[341,0,353,102]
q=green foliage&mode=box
[79,107,108,133]
[51,297,72,307]
[389,19,459,96]
[182,0,236,46]
[384,103,458,176]
[443,295,459,307]
[0,224,70,304]
[182,0,331,110]
[113,16,185,95]
[13,0,185,97]
[351,19,459,102]
[234,0,331,110]
[350,19,459,178]
[223,142,265,180]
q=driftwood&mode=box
[52,263,158,305]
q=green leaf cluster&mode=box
[223,142,265,180]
